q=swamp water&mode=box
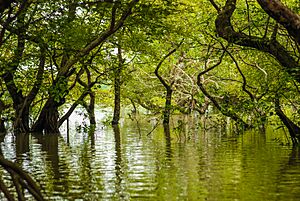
[0,117,300,201]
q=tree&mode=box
[32,0,139,133]
[209,0,300,143]
[0,0,139,133]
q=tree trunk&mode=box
[31,98,60,134]
[79,91,96,125]
[163,88,172,124]
[154,42,182,125]
[112,46,123,125]
[13,104,30,134]
[88,91,96,125]
[112,71,121,125]
[163,123,172,159]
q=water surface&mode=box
[0,119,300,201]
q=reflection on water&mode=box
[0,119,300,200]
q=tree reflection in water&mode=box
[163,123,172,160]
[113,124,125,199]
[0,133,44,201]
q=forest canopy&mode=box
[0,0,299,143]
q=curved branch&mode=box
[197,50,251,129]
[257,0,300,44]
[154,40,184,89]
[60,0,139,77]
[58,90,90,127]
[197,81,250,129]
[197,49,226,80]
[224,48,255,101]
[215,0,300,82]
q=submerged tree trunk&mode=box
[80,91,96,125]
[274,96,300,144]
[163,123,172,159]
[2,44,46,134]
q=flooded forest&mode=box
[0,0,300,200]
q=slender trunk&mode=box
[88,91,96,125]
[112,46,122,125]
[163,88,172,124]
[112,72,121,125]
[163,122,171,140]
[113,124,122,188]
[80,91,96,125]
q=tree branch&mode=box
[154,40,184,89]
[215,0,300,82]
[223,47,256,101]
[60,0,139,77]
[257,0,300,44]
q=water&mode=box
[0,117,300,201]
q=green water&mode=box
[0,119,300,200]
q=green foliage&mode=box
[0,0,299,134]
